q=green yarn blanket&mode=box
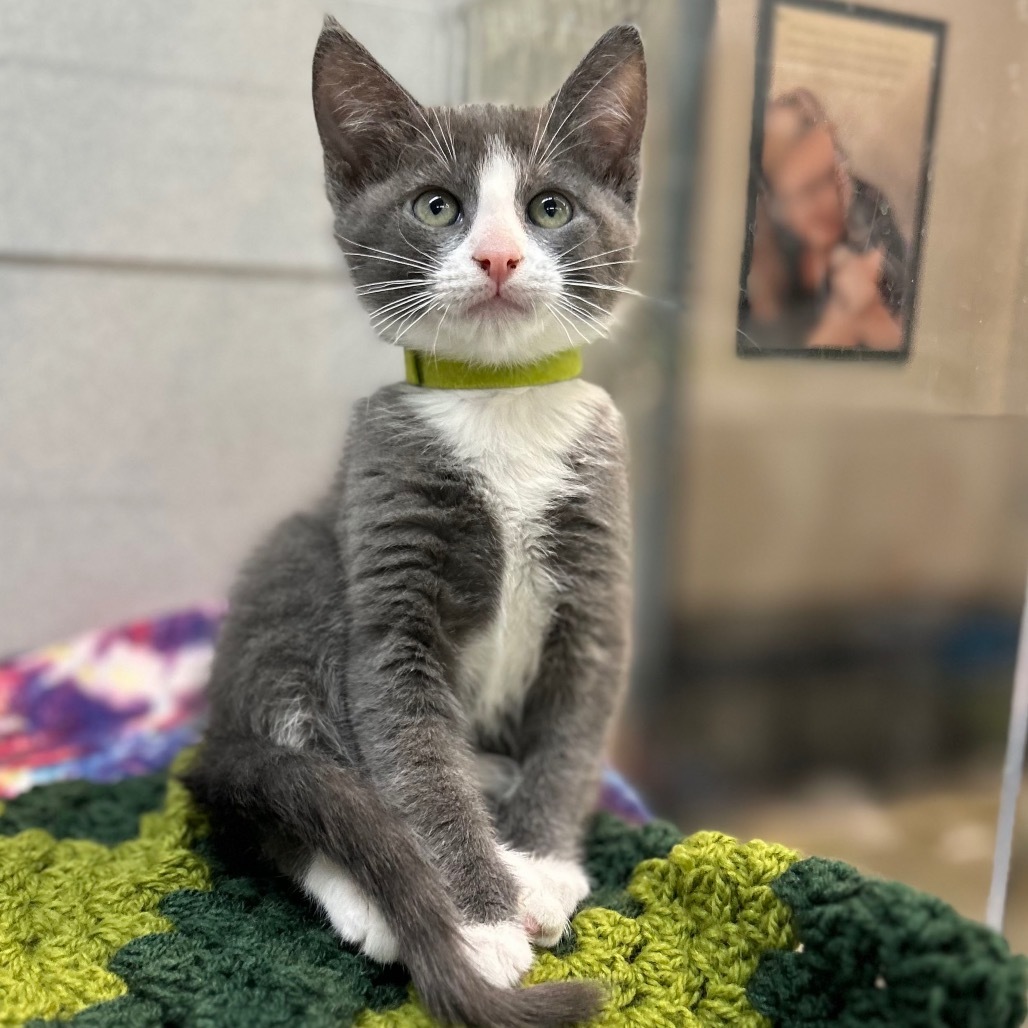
[2,762,1025,1028]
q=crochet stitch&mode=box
[0,763,1024,1028]
[0,766,208,1024]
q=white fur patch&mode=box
[468,146,527,259]
[273,699,312,750]
[301,854,400,964]
[407,379,611,732]
[458,919,534,987]
[499,847,591,947]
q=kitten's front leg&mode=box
[472,752,590,946]
[494,661,616,949]
[340,446,530,984]
[496,506,632,947]
[497,845,593,948]
[347,642,535,985]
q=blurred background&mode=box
[2,0,1027,949]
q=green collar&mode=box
[404,348,582,389]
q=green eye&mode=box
[527,191,573,229]
[413,189,461,227]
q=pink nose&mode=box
[473,249,521,288]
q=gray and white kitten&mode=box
[184,18,646,1028]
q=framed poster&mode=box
[737,0,946,359]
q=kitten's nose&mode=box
[473,248,521,288]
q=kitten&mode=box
[183,18,646,1028]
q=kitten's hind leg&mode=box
[301,852,400,963]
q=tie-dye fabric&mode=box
[0,608,650,822]
[0,608,222,798]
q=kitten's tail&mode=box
[181,739,602,1028]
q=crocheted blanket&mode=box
[2,757,1025,1028]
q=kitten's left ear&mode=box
[544,25,647,204]
[312,17,422,190]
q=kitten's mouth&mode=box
[464,293,531,317]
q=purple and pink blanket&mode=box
[0,607,650,821]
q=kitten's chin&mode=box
[383,302,606,367]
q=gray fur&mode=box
[184,19,645,1028]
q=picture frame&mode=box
[737,0,946,360]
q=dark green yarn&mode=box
[0,774,166,845]
[748,857,1028,1028]
[582,812,681,903]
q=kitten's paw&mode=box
[301,854,400,964]
[459,920,534,988]
[500,849,591,948]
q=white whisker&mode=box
[341,252,437,274]
[412,106,451,166]
[398,227,441,266]
[549,302,591,344]
[562,259,636,273]
[370,291,433,317]
[371,295,435,330]
[562,280,642,297]
[542,110,618,165]
[430,303,451,360]
[442,108,458,164]
[404,119,449,165]
[544,303,576,347]
[529,105,549,166]
[355,277,425,289]
[558,298,610,337]
[531,79,566,166]
[392,301,439,344]
[356,281,428,297]
[340,238,438,273]
[561,291,609,316]
[561,245,633,268]
[556,232,600,262]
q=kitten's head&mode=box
[312,19,647,365]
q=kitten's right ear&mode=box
[312,17,421,189]
[545,25,647,204]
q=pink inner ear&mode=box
[544,27,647,181]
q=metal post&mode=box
[987,569,1028,931]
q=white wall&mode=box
[0,1,465,654]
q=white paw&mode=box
[301,853,400,964]
[459,919,534,987]
[500,848,591,948]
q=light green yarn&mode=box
[358,831,800,1027]
[0,772,210,1026]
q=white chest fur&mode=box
[406,379,609,730]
